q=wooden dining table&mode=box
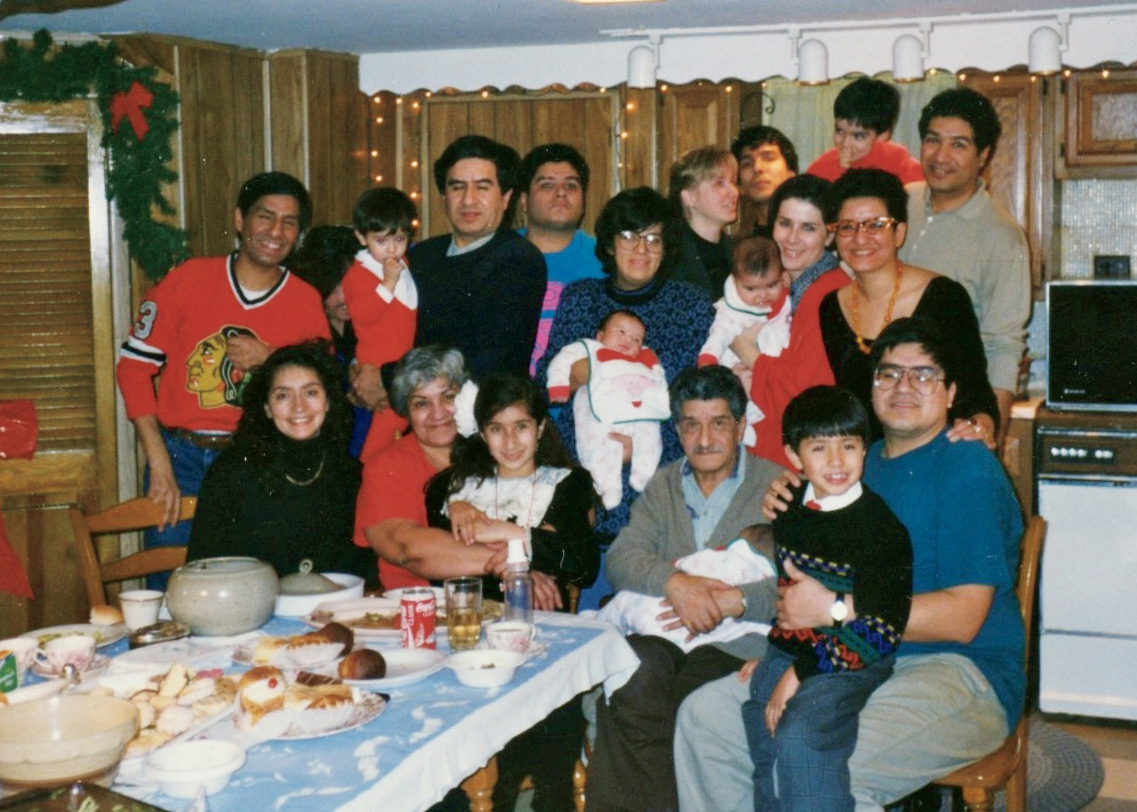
[98,611,639,812]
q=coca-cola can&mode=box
[399,587,437,649]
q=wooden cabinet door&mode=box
[962,73,1054,297]
[1063,68,1137,177]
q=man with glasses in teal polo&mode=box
[676,316,1025,812]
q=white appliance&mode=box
[1036,409,1137,720]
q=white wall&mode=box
[360,8,1137,94]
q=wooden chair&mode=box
[932,515,1047,812]
[69,496,197,608]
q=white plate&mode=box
[303,597,402,642]
[280,691,388,739]
[231,639,344,670]
[31,653,111,679]
[275,573,365,618]
[21,623,126,649]
[338,648,446,689]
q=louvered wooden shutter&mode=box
[0,132,97,452]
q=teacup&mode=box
[120,589,165,632]
[484,621,537,654]
[0,637,38,685]
[35,634,96,674]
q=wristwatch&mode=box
[830,592,849,624]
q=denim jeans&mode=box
[675,653,1008,812]
[742,647,894,812]
[142,430,224,589]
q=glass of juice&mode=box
[444,576,483,651]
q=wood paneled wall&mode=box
[270,50,370,228]
[367,80,754,238]
[112,35,371,254]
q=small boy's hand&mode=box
[381,257,405,291]
[765,668,800,734]
[761,469,801,520]
[738,658,761,682]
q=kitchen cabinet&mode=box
[1061,68,1137,178]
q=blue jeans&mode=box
[742,647,894,812]
[142,430,224,588]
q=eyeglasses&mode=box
[615,230,664,253]
[828,217,898,237]
[872,364,946,395]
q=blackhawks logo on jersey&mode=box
[186,325,257,408]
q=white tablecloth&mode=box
[110,611,638,812]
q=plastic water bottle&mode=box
[502,537,533,624]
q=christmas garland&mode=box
[0,29,188,280]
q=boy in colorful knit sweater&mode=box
[741,385,912,812]
[546,310,669,510]
[343,187,418,461]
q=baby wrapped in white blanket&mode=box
[596,538,776,653]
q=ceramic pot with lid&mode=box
[166,557,279,636]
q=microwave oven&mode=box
[1047,280,1137,411]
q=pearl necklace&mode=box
[850,265,904,355]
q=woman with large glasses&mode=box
[818,168,997,443]
[535,187,714,608]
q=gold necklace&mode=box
[285,451,325,487]
[850,265,903,355]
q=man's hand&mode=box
[135,415,181,530]
[765,668,800,734]
[350,364,390,411]
[225,334,271,372]
[662,572,732,636]
[946,414,997,451]
[532,570,564,611]
[777,559,837,630]
[761,469,801,520]
[147,456,181,531]
[608,432,634,464]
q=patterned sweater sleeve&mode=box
[770,490,912,681]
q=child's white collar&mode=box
[803,481,863,512]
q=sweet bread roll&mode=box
[238,666,286,719]
[90,604,124,626]
[338,649,386,680]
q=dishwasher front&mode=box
[1036,410,1137,720]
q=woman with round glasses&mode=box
[536,187,714,605]
[818,168,997,443]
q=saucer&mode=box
[32,653,110,679]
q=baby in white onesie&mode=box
[699,236,792,446]
[547,310,668,510]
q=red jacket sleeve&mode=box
[749,268,849,467]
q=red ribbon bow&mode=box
[110,81,154,139]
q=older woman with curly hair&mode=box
[187,340,372,578]
[535,187,714,607]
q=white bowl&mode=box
[145,740,246,798]
[274,573,365,618]
[0,694,137,791]
[446,649,526,688]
